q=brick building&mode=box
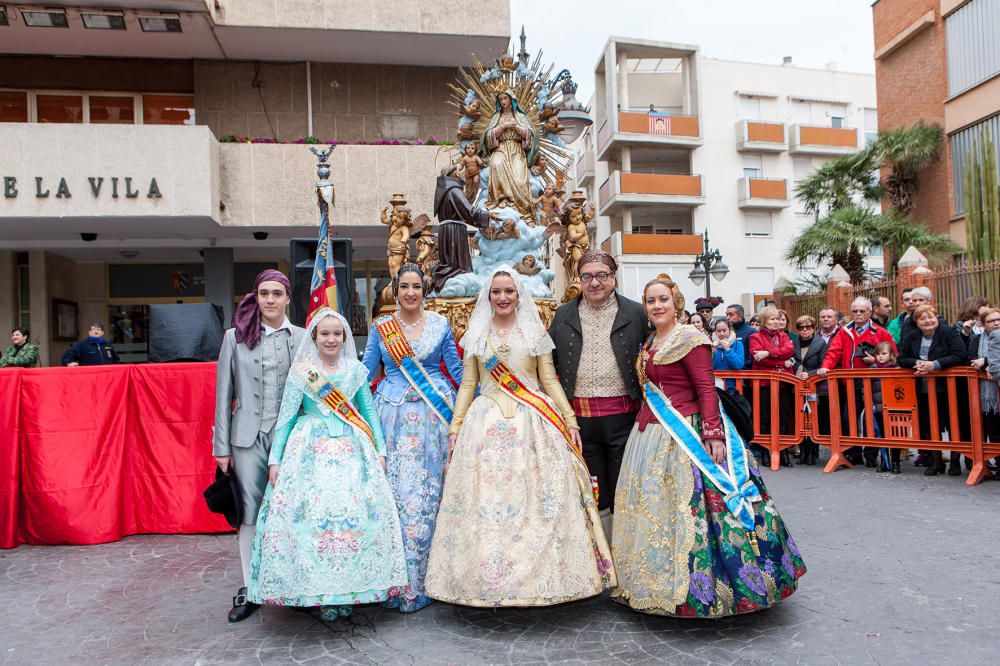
[873,0,1000,246]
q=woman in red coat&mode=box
[749,307,796,466]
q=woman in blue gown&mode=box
[248,308,407,620]
[363,264,462,612]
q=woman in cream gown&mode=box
[425,266,615,607]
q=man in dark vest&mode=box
[549,251,648,541]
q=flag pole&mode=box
[307,145,338,324]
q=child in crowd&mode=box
[871,342,899,473]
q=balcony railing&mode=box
[597,112,702,156]
[789,124,859,155]
[601,231,703,256]
[598,171,704,215]
[738,177,790,209]
[736,119,787,152]
[576,151,595,186]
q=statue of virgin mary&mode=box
[481,88,537,219]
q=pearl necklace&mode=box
[396,312,424,334]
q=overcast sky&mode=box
[509,0,876,101]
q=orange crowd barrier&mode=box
[714,367,996,486]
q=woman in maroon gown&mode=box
[612,277,805,617]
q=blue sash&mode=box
[643,381,761,532]
[374,315,454,423]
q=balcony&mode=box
[737,177,790,209]
[789,124,859,156]
[600,231,703,257]
[597,111,702,160]
[576,151,595,187]
[736,120,787,153]
[598,171,704,217]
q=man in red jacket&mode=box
[817,297,897,466]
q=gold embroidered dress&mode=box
[425,267,615,607]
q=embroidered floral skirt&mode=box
[612,422,805,617]
[375,390,450,612]
[247,414,408,607]
[425,397,616,607]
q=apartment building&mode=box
[874,0,1000,245]
[0,1,509,363]
[575,38,877,308]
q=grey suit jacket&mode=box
[213,325,306,457]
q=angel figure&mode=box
[457,122,476,141]
[534,185,562,227]
[555,202,593,302]
[379,197,413,305]
[543,116,565,135]
[513,254,542,277]
[498,53,516,72]
[530,154,549,178]
[481,218,521,241]
[459,142,485,202]
[463,98,482,119]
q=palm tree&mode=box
[794,147,881,220]
[875,121,943,216]
[785,205,958,283]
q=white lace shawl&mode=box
[459,264,555,359]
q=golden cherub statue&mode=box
[534,184,562,227]
[458,142,485,202]
[554,191,595,302]
[414,226,438,276]
[513,254,542,277]
[380,193,413,305]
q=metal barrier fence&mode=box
[715,367,996,486]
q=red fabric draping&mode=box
[0,370,21,549]
[3,363,232,549]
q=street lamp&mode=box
[687,230,729,298]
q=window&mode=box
[0,91,28,122]
[792,101,811,124]
[864,108,878,145]
[36,94,83,123]
[742,155,762,179]
[946,0,1000,96]
[89,96,135,124]
[142,94,195,125]
[746,267,776,295]
[868,244,884,258]
[792,157,812,184]
[16,252,29,331]
[738,96,760,120]
[950,114,1000,215]
[744,212,772,238]
[831,116,845,129]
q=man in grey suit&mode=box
[213,269,305,623]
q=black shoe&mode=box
[228,587,259,623]
[913,454,929,467]
[780,451,794,467]
[891,462,901,475]
[876,464,887,473]
[923,465,943,477]
[760,450,771,467]
[947,464,962,477]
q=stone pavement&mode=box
[3,460,1000,665]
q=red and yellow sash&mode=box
[303,366,376,447]
[373,314,453,422]
[484,350,598,501]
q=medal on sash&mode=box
[373,315,454,422]
[303,366,376,447]
[484,345,599,502]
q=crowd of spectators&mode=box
[695,287,1000,478]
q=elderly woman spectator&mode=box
[749,306,795,466]
[0,327,40,368]
[898,304,968,476]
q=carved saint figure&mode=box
[482,89,536,219]
[415,230,438,276]
[558,202,593,302]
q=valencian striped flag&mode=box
[307,186,338,325]
[648,112,671,136]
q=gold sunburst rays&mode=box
[446,50,572,185]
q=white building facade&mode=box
[576,38,877,309]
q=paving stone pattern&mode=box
[3,460,1000,665]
